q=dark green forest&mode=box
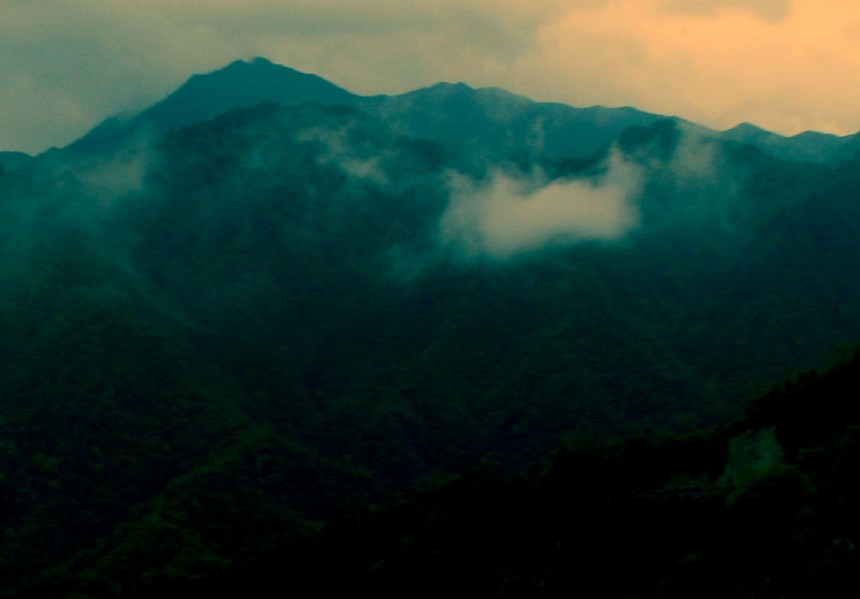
[137,348,860,598]
[3,59,860,596]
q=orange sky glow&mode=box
[481,0,860,136]
[2,1,860,152]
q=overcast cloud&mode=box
[2,0,859,153]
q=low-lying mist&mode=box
[439,149,643,259]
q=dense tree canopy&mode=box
[3,64,860,595]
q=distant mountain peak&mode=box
[420,81,475,96]
[57,58,860,166]
[64,57,356,156]
[157,57,352,110]
[218,56,290,75]
[730,121,762,131]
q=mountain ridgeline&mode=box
[2,58,860,594]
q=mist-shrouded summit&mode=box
[61,58,356,156]
[30,57,860,169]
[55,57,664,164]
[141,57,356,130]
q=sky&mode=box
[3,0,860,154]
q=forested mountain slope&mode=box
[160,348,860,599]
[2,59,860,594]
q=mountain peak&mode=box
[727,122,768,135]
[408,81,475,99]
[65,58,357,156]
[139,58,355,131]
[219,56,283,74]
[60,58,856,166]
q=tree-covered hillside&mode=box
[163,347,860,599]
[3,61,860,595]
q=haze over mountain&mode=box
[41,58,660,167]
[3,57,860,595]
[17,57,857,171]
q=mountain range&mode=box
[6,56,860,171]
[74,57,860,164]
[3,58,860,595]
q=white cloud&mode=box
[440,149,642,259]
